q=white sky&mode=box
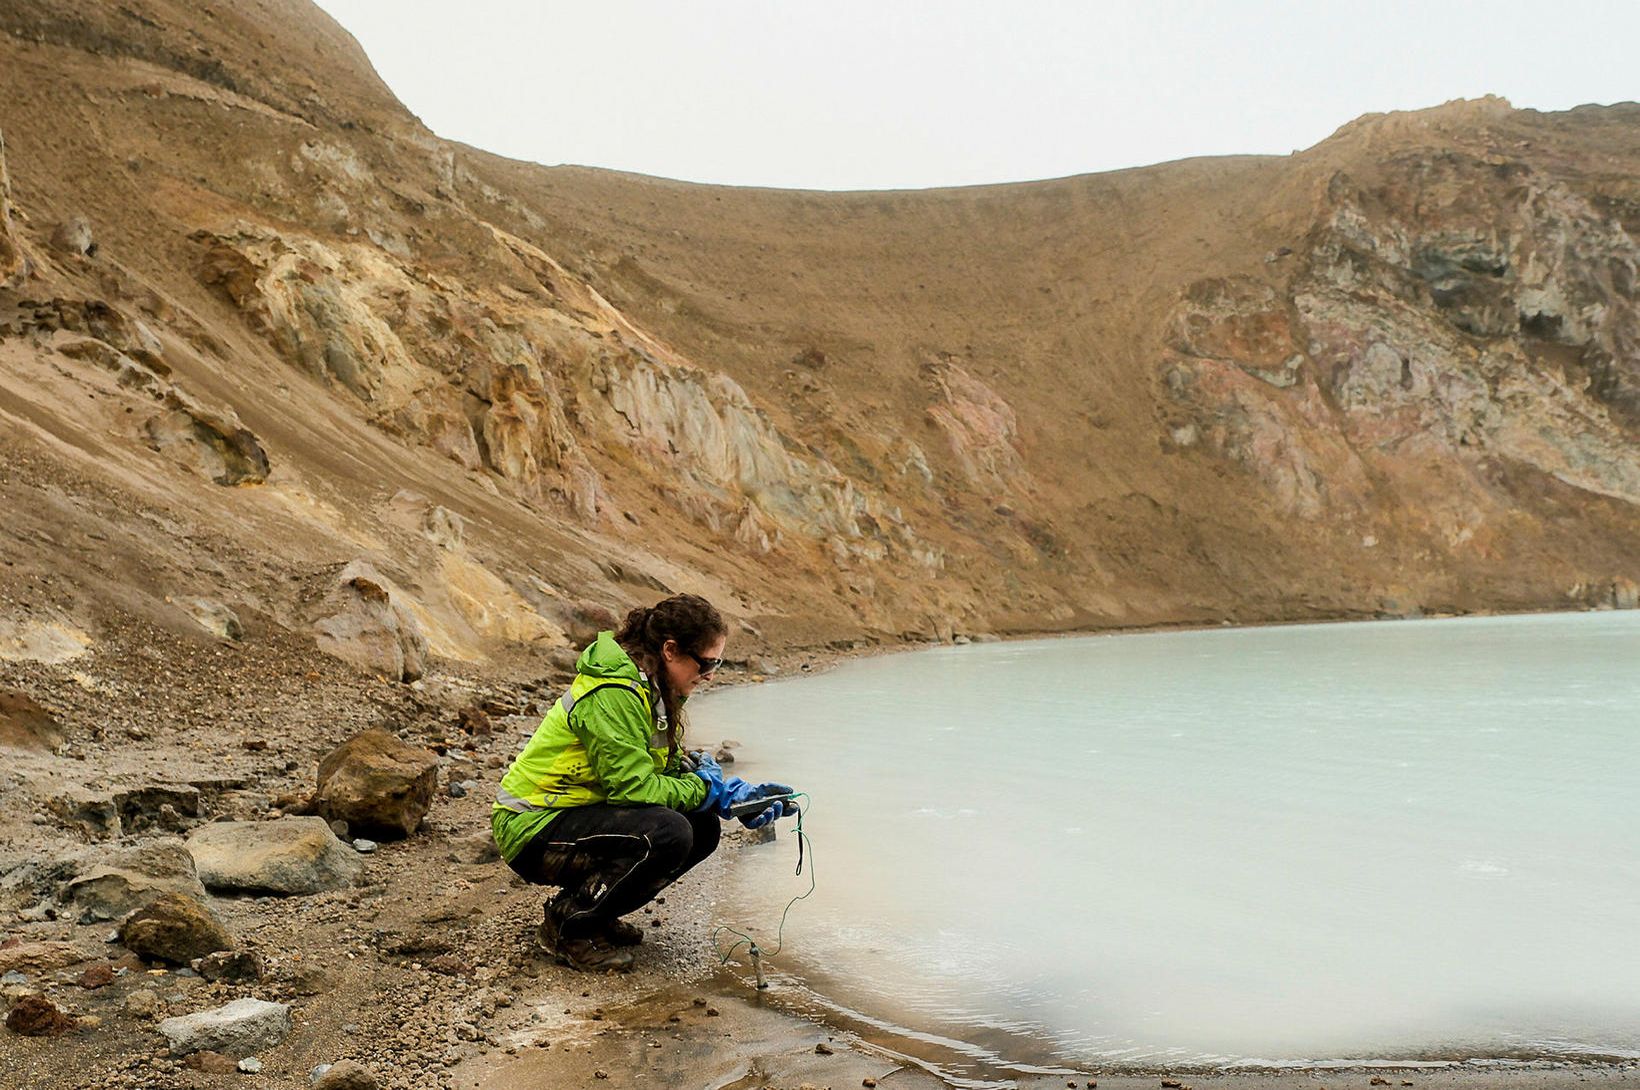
[315,0,1640,192]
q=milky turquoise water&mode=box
[701,612,1640,1075]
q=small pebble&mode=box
[309,1064,332,1082]
[0,971,27,986]
[594,1071,608,1080]
[238,1057,263,1074]
[352,839,378,854]
[815,1042,834,1055]
[448,782,468,798]
[706,1007,720,1017]
[863,1080,877,1089]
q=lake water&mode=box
[701,612,1640,1079]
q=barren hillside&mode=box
[1,0,1636,676]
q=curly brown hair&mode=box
[614,593,727,759]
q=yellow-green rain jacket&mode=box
[491,632,707,862]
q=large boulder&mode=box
[315,729,437,840]
[311,562,428,682]
[186,817,364,895]
[64,837,209,921]
[117,892,233,965]
[157,998,291,1057]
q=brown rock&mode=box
[122,988,165,1020]
[814,1041,834,1055]
[6,994,76,1036]
[457,706,493,736]
[312,1060,381,1090]
[64,836,209,921]
[425,954,472,977]
[196,949,263,983]
[78,964,116,989]
[118,892,233,964]
[184,1051,238,1074]
[0,941,86,975]
[0,690,64,752]
[314,728,438,840]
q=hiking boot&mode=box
[601,916,644,947]
[537,911,634,973]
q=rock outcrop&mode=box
[0,128,24,287]
[314,728,438,840]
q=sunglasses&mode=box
[687,651,724,675]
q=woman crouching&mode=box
[492,593,793,971]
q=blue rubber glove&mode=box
[690,752,726,813]
[718,779,795,828]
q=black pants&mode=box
[506,805,721,938]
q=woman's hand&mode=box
[690,751,726,812]
[717,778,795,828]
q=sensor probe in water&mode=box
[713,792,816,992]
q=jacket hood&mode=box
[575,631,643,681]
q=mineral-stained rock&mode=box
[314,729,438,840]
[311,1060,381,1090]
[311,562,428,682]
[144,390,271,486]
[157,997,291,1056]
[78,964,115,989]
[5,993,76,1036]
[187,817,365,895]
[118,891,233,965]
[64,837,209,920]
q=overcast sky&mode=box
[315,0,1640,192]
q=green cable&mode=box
[713,792,816,966]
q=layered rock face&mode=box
[1161,128,1640,594]
[0,4,1633,675]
